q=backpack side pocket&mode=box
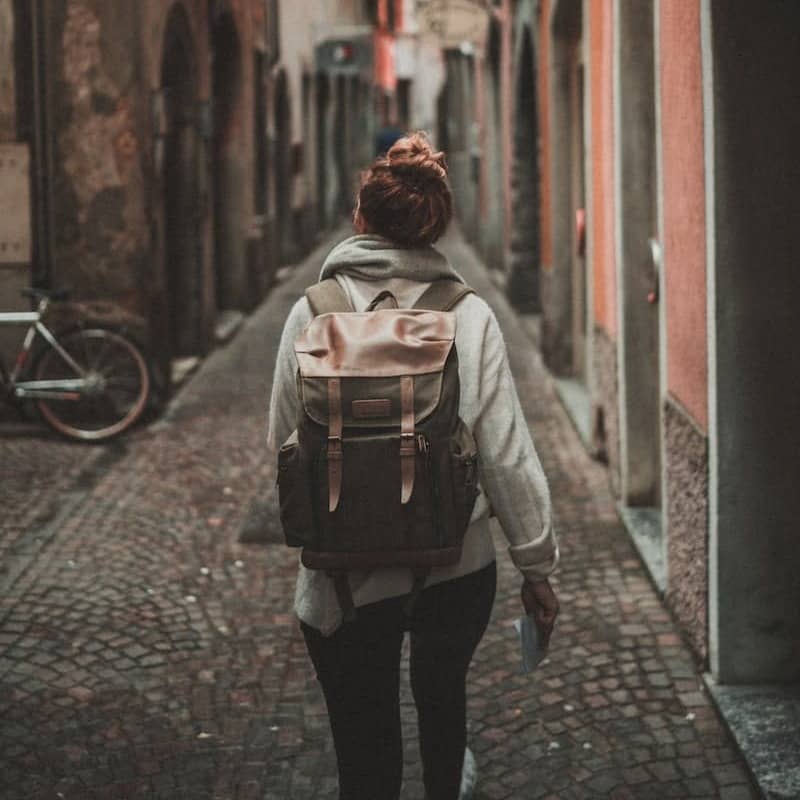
[447,419,481,543]
[277,436,316,548]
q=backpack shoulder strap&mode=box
[305,279,353,316]
[412,279,475,311]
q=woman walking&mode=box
[268,132,560,800]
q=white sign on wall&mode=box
[415,0,489,49]
[0,144,31,266]
[395,35,417,79]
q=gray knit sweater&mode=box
[267,235,559,635]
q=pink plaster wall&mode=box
[589,0,617,338]
[660,2,708,431]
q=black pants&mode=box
[301,562,497,800]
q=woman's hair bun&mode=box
[355,130,453,247]
[386,132,448,184]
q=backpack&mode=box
[276,277,480,620]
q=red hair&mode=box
[354,132,453,247]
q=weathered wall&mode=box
[46,0,223,367]
[664,395,708,662]
[48,0,271,352]
[0,0,15,139]
[709,1,800,683]
[51,0,149,308]
[588,0,616,338]
[659,1,706,430]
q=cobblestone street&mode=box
[0,228,761,800]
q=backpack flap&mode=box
[295,309,456,378]
[295,309,456,430]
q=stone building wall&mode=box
[51,0,149,308]
[664,395,708,661]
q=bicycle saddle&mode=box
[21,287,70,302]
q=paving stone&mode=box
[719,785,759,800]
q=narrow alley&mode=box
[0,228,759,800]
[2,1,799,798]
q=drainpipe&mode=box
[30,0,55,289]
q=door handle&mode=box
[576,208,586,258]
[647,238,662,305]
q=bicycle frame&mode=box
[0,298,87,401]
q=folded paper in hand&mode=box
[513,613,547,673]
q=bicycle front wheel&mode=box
[34,327,151,441]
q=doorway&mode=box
[211,10,242,310]
[548,0,587,382]
[315,73,330,229]
[615,0,663,587]
[333,74,348,216]
[483,20,505,270]
[161,5,201,358]
[273,70,291,264]
[508,25,541,313]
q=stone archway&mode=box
[211,10,244,310]
[508,24,541,312]
[161,4,202,357]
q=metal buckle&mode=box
[327,435,342,458]
[400,431,416,454]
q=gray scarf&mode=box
[318,234,465,284]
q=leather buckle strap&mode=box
[400,376,415,504]
[328,378,343,512]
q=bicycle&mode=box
[0,288,151,441]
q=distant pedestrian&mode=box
[375,118,405,155]
[268,132,560,800]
